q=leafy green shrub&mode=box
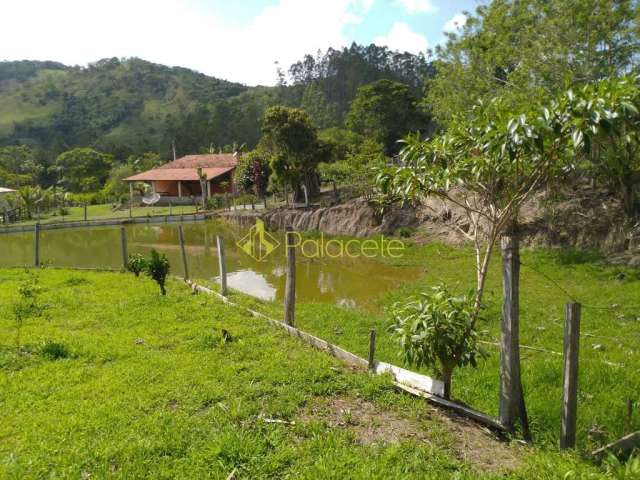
[389,284,485,399]
[127,253,146,277]
[144,250,170,295]
[39,341,70,360]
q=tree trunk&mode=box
[499,226,526,433]
[442,365,453,400]
[621,177,637,217]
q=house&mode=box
[124,153,238,205]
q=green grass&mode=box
[3,204,199,227]
[196,241,640,452]
[0,268,612,478]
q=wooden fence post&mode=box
[34,223,40,267]
[216,235,228,296]
[120,226,128,271]
[368,329,376,370]
[178,225,189,280]
[84,203,87,222]
[499,233,525,433]
[284,226,296,326]
[561,302,581,449]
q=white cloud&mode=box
[442,13,467,33]
[0,0,372,86]
[394,0,438,14]
[374,22,428,54]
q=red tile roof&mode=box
[158,153,238,169]
[124,166,235,182]
[124,153,239,182]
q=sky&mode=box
[1,0,482,86]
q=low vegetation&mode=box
[0,267,607,479]
[195,241,640,454]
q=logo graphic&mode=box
[237,219,280,261]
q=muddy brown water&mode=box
[0,220,421,308]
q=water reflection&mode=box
[0,220,421,308]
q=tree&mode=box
[54,148,113,193]
[428,0,639,126]
[197,167,208,208]
[260,106,326,202]
[346,79,428,154]
[128,152,163,172]
[17,186,43,219]
[103,163,136,201]
[0,146,42,187]
[376,76,640,431]
[389,285,485,399]
[236,149,271,198]
[319,139,387,201]
[288,43,434,118]
[300,82,339,128]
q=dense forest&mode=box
[0,44,432,159]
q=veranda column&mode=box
[178,181,182,198]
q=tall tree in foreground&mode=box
[377,76,640,432]
[428,0,639,127]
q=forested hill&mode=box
[0,45,432,159]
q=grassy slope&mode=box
[0,269,605,479]
[0,69,66,135]
[198,241,640,451]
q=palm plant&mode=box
[17,186,42,219]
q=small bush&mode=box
[40,341,69,360]
[145,250,170,295]
[389,284,486,399]
[127,253,146,277]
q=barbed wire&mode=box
[431,247,640,313]
[519,260,640,313]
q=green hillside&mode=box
[0,58,248,157]
[0,46,432,160]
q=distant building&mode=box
[124,153,238,204]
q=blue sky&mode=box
[2,0,483,86]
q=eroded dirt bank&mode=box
[218,191,640,264]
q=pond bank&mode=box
[0,211,215,234]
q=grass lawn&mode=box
[0,268,612,479]
[196,241,640,454]
[2,204,199,227]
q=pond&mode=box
[0,220,421,308]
